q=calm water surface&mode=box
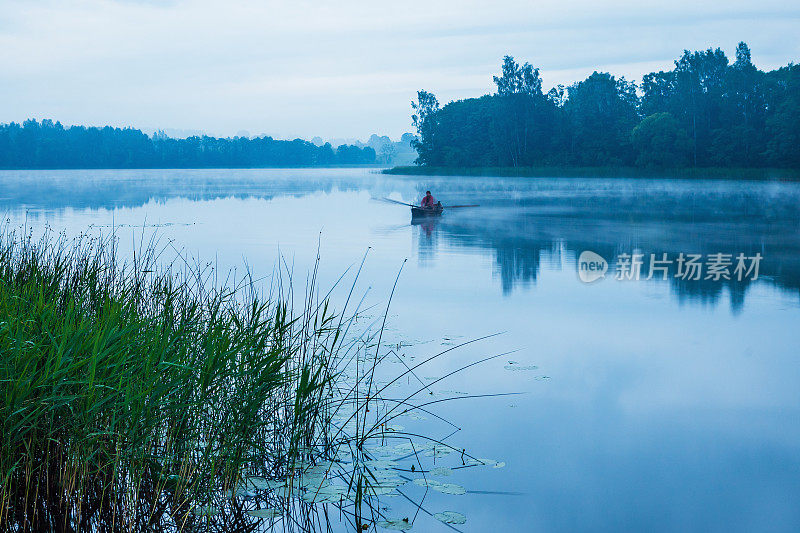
[3,168,800,532]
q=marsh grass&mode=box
[0,228,351,531]
[0,228,509,532]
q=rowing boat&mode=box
[411,205,444,218]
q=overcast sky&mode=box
[1,0,798,141]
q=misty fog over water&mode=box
[3,168,799,531]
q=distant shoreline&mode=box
[0,164,386,171]
[382,166,800,181]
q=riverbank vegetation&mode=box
[0,121,377,169]
[382,166,800,180]
[0,229,349,529]
[0,229,501,531]
[407,42,799,170]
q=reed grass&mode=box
[0,229,344,531]
[0,228,507,532]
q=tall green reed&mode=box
[0,228,504,532]
[0,229,341,531]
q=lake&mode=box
[3,168,800,532]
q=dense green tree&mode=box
[409,44,800,169]
[564,72,639,165]
[411,90,441,166]
[493,55,543,96]
[658,48,729,165]
[764,64,800,167]
[0,120,376,169]
[631,113,691,167]
[490,56,559,166]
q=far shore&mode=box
[382,166,800,181]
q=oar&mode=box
[374,197,415,207]
[375,197,479,209]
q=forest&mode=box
[0,121,376,169]
[410,43,800,169]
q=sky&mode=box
[1,0,799,141]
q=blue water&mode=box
[3,168,799,532]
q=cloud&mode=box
[1,0,798,139]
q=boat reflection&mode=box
[411,215,440,266]
[415,200,798,311]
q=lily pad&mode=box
[241,477,286,491]
[362,459,399,469]
[423,446,454,458]
[434,511,466,524]
[247,508,280,518]
[413,478,466,495]
[436,482,467,495]
[190,505,218,516]
[430,466,453,477]
[303,483,348,503]
[378,518,413,530]
[504,364,538,371]
[477,458,506,469]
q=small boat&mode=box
[411,205,444,219]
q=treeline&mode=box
[0,120,376,169]
[411,43,800,168]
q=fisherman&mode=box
[420,190,437,209]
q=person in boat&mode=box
[420,191,439,210]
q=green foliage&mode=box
[765,64,800,167]
[411,90,441,166]
[564,72,639,165]
[631,113,691,167]
[0,230,342,529]
[410,44,800,169]
[493,55,543,96]
[0,121,376,169]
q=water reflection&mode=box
[2,169,798,312]
[3,168,800,531]
[411,217,440,266]
[414,178,800,310]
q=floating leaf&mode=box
[247,508,280,518]
[362,459,399,469]
[190,505,218,516]
[226,486,256,499]
[434,511,466,524]
[430,466,453,477]
[424,446,454,458]
[241,477,286,491]
[504,364,538,371]
[464,457,505,468]
[413,479,466,495]
[477,458,506,469]
[303,483,348,502]
[378,519,413,530]
[436,483,467,495]
[303,461,337,476]
[367,485,398,496]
